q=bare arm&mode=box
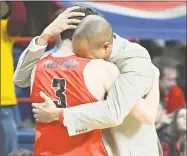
[103,62,160,124]
[130,66,160,124]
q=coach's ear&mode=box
[103,42,111,52]
[102,41,112,60]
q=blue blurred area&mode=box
[13,48,34,123]
[58,1,186,41]
[13,48,35,149]
[17,129,35,150]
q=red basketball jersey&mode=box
[31,55,107,156]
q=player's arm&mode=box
[103,62,160,124]
[101,62,120,93]
[130,66,160,124]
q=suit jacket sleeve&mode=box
[13,37,47,87]
[64,40,153,136]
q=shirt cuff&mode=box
[28,36,48,52]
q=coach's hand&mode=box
[32,91,62,123]
[37,6,85,46]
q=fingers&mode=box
[65,6,80,13]
[40,91,51,102]
[33,109,43,122]
[33,114,50,123]
[67,12,85,18]
[32,102,46,108]
[65,25,77,30]
[33,114,39,119]
[32,108,38,114]
[33,114,42,122]
[67,19,81,24]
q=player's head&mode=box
[72,15,113,60]
[8,149,33,156]
[56,6,102,41]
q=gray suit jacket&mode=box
[13,34,162,156]
[63,34,160,156]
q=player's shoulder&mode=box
[85,59,105,74]
[86,59,119,78]
[89,59,118,71]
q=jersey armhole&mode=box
[82,59,106,101]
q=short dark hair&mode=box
[153,57,178,79]
[60,6,102,41]
[8,149,33,156]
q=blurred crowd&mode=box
[0,1,186,156]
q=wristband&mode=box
[59,109,64,123]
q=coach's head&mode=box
[72,15,113,60]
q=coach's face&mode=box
[73,38,113,61]
[89,41,113,60]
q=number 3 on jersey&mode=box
[51,78,67,108]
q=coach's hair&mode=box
[153,57,178,79]
[8,149,33,156]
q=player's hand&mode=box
[32,91,62,123]
[37,6,85,46]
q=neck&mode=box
[52,39,75,57]
[54,35,62,48]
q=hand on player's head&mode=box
[42,6,85,39]
[72,15,113,60]
[60,6,102,41]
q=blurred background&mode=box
[0,1,186,156]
